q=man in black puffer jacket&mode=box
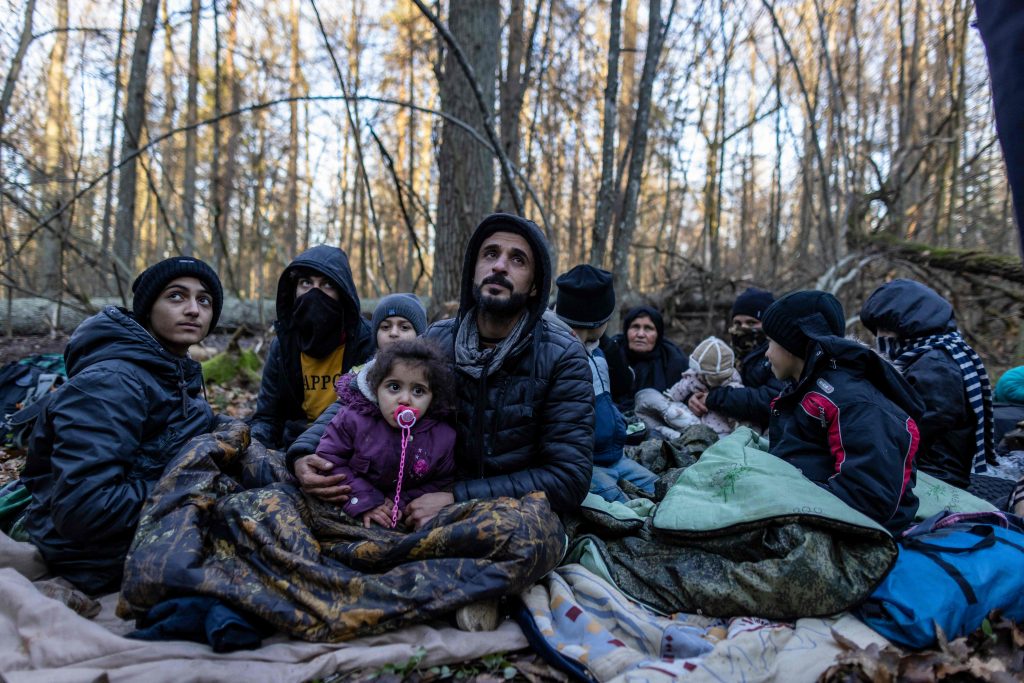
[407,213,594,526]
[291,214,595,526]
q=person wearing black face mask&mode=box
[689,287,786,430]
[250,246,374,449]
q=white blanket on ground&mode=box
[520,564,890,683]
[0,532,527,683]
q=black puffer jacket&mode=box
[860,279,977,489]
[705,341,786,429]
[768,315,925,534]
[250,245,374,449]
[425,214,594,512]
[21,307,216,594]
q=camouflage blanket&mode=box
[565,428,899,619]
[117,420,565,642]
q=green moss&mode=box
[202,349,263,386]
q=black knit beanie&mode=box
[371,293,427,336]
[555,265,615,328]
[731,287,775,320]
[131,256,224,330]
[760,290,845,359]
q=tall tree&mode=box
[218,0,242,282]
[0,0,37,134]
[113,0,160,288]
[37,0,70,298]
[612,0,674,296]
[496,0,542,212]
[285,0,301,260]
[590,0,622,266]
[432,0,500,312]
[182,0,201,255]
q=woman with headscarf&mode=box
[606,306,688,410]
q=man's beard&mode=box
[473,276,529,318]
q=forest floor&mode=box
[0,334,566,682]
[5,335,1021,681]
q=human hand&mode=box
[362,502,395,528]
[688,391,708,417]
[404,492,455,530]
[294,454,351,503]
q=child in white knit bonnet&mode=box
[635,336,744,438]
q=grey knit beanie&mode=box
[371,293,427,336]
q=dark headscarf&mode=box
[617,306,689,396]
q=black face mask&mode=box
[291,288,346,358]
[729,323,766,358]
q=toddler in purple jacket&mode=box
[315,338,457,528]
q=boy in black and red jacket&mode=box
[761,290,926,534]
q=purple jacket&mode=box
[316,372,456,517]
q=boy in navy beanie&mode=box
[555,265,657,502]
[761,290,925,533]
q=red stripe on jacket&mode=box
[799,391,845,476]
[899,417,920,503]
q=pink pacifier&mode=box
[390,405,419,528]
[394,405,419,428]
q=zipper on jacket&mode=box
[177,363,190,418]
[474,373,489,478]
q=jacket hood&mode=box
[860,279,956,339]
[64,306,200,381]
[797,316,926,422]
[275,245,362,330]
[457,213,552,333]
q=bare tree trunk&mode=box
[617,0,640,160]
[432,0,500,314]
[0,0,33,319]
[181,0,200,255]
[0,0,37,134]
[590,0,622,267]
[114,0,160,289]
[404,17,418,291]
[210,0,227,279]
[220,0,242,281]
[612,0,673,298]
[768,30,783,279]
[496,0,543,213]
[37,0,69,298]
[157,0,176,238]
[568,130,582,265]
[935,0,968,246]
[285,0,300,260]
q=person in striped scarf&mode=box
[860,279,994,489]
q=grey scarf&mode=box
[454,307,531,379]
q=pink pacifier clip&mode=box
[391,405,419,528]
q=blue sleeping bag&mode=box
[856,511,1024,648]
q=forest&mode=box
[1,0,1021,371]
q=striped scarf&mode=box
[892,331,993,473]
